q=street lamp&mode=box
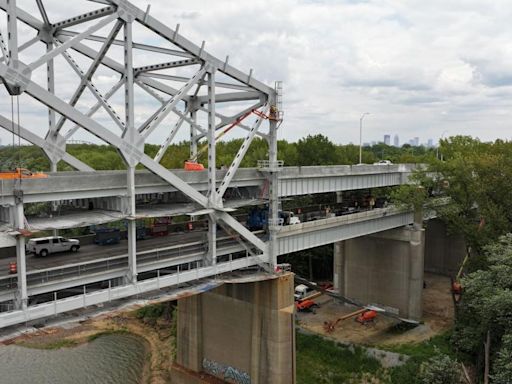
[436,130,448,160]
[359,112,370,164]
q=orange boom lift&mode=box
[184,106,279,171]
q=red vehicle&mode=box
[296,299,319,312]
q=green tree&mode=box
[418,354,460,384]
[296,134,339,166]
[453,235,512,378]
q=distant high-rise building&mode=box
[413,137,420,146]
[394,134,399,147]
[384,135,391,146]
[427,138,434,148]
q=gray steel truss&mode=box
[0,0,281,315]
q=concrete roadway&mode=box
[0,231,209,275]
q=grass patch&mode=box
[381,331,455,384]
[19,339,78,350]
[380,331,454,359]
[87,329,130,342]
[296,332,384,384]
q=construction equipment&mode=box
[294,275,419,333]
[184,106,279,171]
[296,299,319,312]
[0,168,48,180]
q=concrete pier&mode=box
[424,219,465,276]
[335,225,425,320]
[172,273,296,384]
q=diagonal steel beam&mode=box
[28,12,118,71]
[52,6,116,30]
[217,104,269,197]
[58,43,125,132]
[56,37,182,99]
[0,115,94,171]
[139,66,207,139]
[218,212,267,253]
[64,76,125,140]
[196,102,266,140]
[134,59,200,75]
[154,114,187,163]
[35,0,50,26]
[53,20,123,134]
[57,29,194,58]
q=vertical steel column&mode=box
[6,0,18,62]
[268,115,279,268]
[127,166,137,282]
[46,42,56,135]
[14,203,27,310]
[207,68,217,265]
[124,18,137,283]
[190,108,198,160]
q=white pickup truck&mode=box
[26,236,80,257]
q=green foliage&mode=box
[296,332,383,384]
[492,333,512,384]
[417,354,460,384]
[135,303,166,320]
[0,137,432,174]
[452,235,512,379]
[430,136,512,249]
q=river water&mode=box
[0,333,147,384]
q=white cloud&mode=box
[1,0,512,148]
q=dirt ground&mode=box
[297,273,454,346]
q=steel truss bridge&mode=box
[0,1,419,328]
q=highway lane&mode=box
[0,231,210,275]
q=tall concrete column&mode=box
[13,203,27,310]
[333,241,346,295]
[176,293,203,372]
[343,226,425,320]
[173,273,296,384]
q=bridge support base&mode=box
[335,225,425,321]
[172,273,296,384]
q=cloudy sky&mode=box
[1,0,512,147]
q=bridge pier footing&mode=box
[335,225,425,320]
[172,273,296,384]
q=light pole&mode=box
[359,112,370,164]
[436,130,448,160]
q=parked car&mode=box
[373,160,393,165]
[26,236,80,257]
